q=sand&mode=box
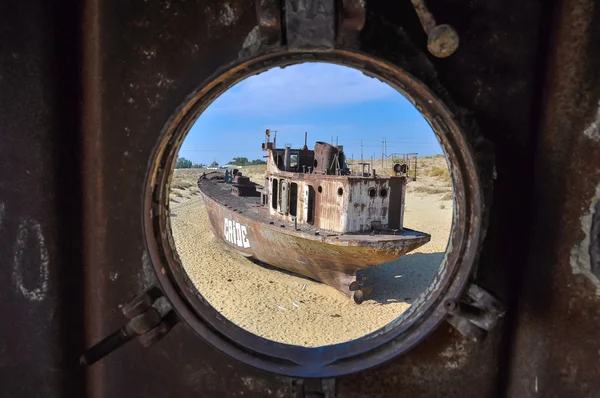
[169,173,453,347]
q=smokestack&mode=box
[302,132,308,151]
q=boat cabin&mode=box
[259,130,413,234]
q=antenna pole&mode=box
[361,140,363,162]
[385,139,387,159]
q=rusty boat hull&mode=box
[198,179,431,303]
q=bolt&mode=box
[444,298,458,312]
[427,24,459,58]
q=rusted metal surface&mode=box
[0,1,85,397]
[264,140,407,233]
[5,0,600,396]
[285,0,335,51]
[503,0,600,396]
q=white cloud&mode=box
[210,63,396,114]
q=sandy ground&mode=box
[169,167,453,347]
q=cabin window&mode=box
[276,155,283,169]
[337,187,344,196]
[380,188,388,198]
[307,185,315,224]
[290,183,298,217]
[290,154,298,169]
[272,179,278,209]
[368,187,376,198]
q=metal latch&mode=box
[291,378,336,398]
[80,286,179,366]
[444,283,506,341]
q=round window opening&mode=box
[144,55,483,377]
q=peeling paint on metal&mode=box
[240,26,264,57]
[140,250,157,291]
[570,183,600,294]
[156,73,175,89]
[439,340,468,369]
[11,217,50,302]
[583,102,600,141]
[141,48,156,59]
[219,3,238,26]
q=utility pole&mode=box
[361,140,363,162]
[382,137,385,171]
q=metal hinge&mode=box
[444,283,506,342]
[256,0,365,51]
[291,378,336,398]
[80,286,179,366]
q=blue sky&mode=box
[178,63,442,165]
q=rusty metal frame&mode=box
[143,50,486,377]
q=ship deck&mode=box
[197,179,428,244]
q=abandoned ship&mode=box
[197,130,431,304]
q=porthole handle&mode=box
[80,286,179,366]
[444,283,506,341]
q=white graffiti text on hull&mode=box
[224,217,250,248]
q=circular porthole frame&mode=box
[143,50,484,378]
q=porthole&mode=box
[143,52,486,378]
[368,187,377,198]
[380,188,388,198]
[318,186,323,193]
